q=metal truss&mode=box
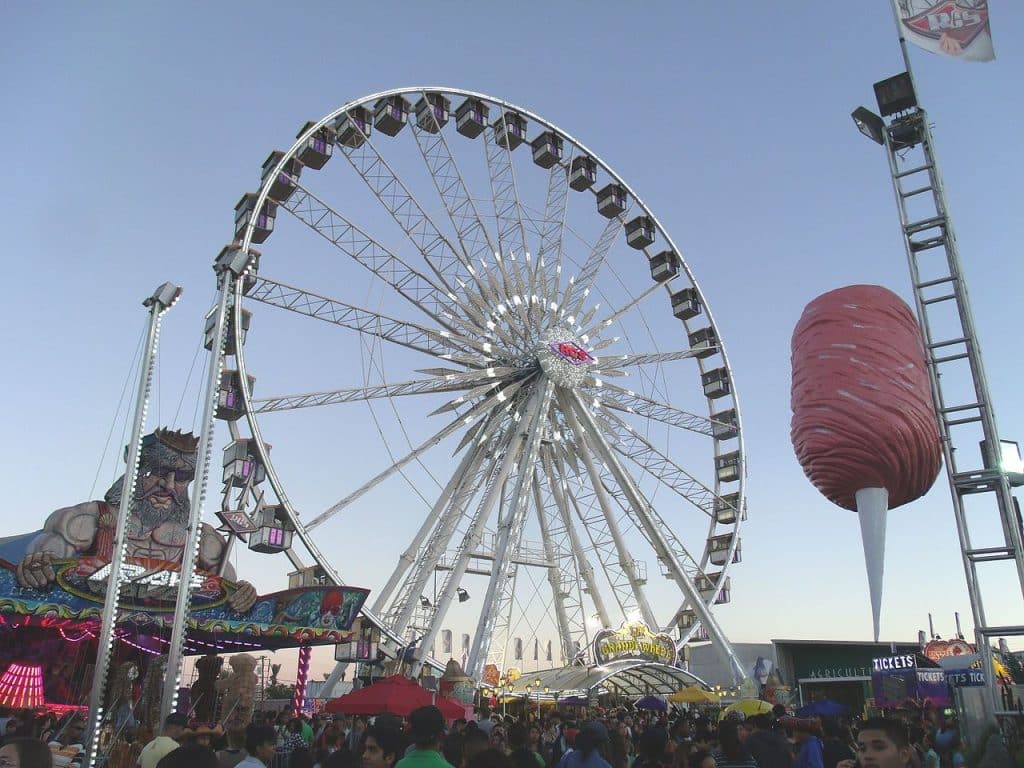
[247,276,475,361]
[281,184,459,326]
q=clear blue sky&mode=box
[3,3,1022,682]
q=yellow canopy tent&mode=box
[669,687,718,704]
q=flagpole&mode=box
[887,1,922,96]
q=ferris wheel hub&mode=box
[536,328,594,389]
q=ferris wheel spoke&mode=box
[597,408,716,516]
[303,412,487,532]
[599,348,705,369]
[587,382,715,437]
[338,118,475,292]
[529,153,574,331]
[558,389,656,626]
[409,97,498,279]
[578,282,665,343]
[252,376,478,414]
[280,184,468,331]
[483,127,531,272]
[247,276,481,362]
[562,207,632,322]
[482,130,536,343]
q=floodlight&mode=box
[852,107,885,145]
[143,282,182,310]
[874,72,917,117]
[456,587,470,603]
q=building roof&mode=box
[495,660,710,698]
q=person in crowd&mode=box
[35,715,59,745]
[525,727,544,765]
[542,715,565,767]
[507,724,544,768]
[217,727,248,768]
[395,706,454,768]
[347,721,368,754]
[363,726,403,768]
[745,715,790,768]
[157,745,219,768]
[138,713,189,768]
[710,720,756,768]
[463,729,492,768]
[324,749,359,768]
[237,725,279,768]
[821,720,853,768]
[632,726,668,768]
[0,737,54,768]
[670,722,693,753]
[281,721,309,759]
[467,750,511,768]
[792,720,823,768]
[442,734,465,768]
[290,747,315,768]
[688,752,716,768]
[554,721,610,768]
[837,719,913,768]
[490,727,509,757]
[920,734,939,768]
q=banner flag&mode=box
[893,1,995,61]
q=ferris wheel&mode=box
[213,87,747,681]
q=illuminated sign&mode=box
[872,654,917,672]
[593,621,677,666]
[923,638,975,662]
[550,341,594,366]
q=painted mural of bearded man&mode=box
[14,428,257,611]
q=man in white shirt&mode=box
[137,713,188,768]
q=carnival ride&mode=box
[214,88,749,684]
[0,86,752,760]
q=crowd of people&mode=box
[0,699,979,768]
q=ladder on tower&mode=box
[880,107,1024,714]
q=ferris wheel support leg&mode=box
[410,384,546,679]
[386,446,497,642]
[566,391,746,685]
[384,407,514,644]
[559,391,658,629]
[547,450,612,630]
[371,437,488,615]
[324,421,497,694]
[532,470,575,665]
[545,449,611,656]
[84,283,180,768]
[467,381,554,678]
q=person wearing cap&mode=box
[395,707,454,768]
[554,722,611,768]
[137,713,188,768]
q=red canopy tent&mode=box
[324,675,465,718]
